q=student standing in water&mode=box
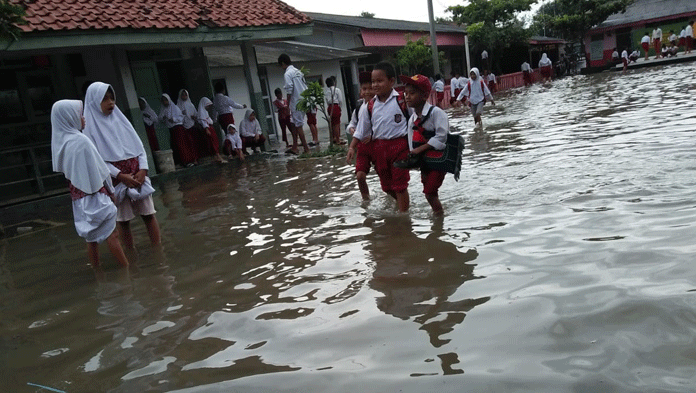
[159,93,197,166]
[432,74,445,108]
[346,71,375,201]
[51,99,129,268]
[278,53,310,154]
[538,53,553,82]
[197,97,226,163]
[84,82,161,250]
[273,88,291,149]
[138,97,160,155]
[325,76,345,145]
[176,89,201,163]
[456,68,495,128]
[347,61,410,212]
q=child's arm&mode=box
[412,110,448,156]
[225,96,246,109]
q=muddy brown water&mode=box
[2,63,696,392]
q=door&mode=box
[131,62,169,150]
[257,66,277,141]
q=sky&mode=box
[282,0,464,23]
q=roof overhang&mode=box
[205,40,369,67]
[589,11,696,35]
[360,30,467,47]
[0,24,313,53]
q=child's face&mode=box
[404,85,426,108]
[101,90,115,116]
[180,91,189,101]
[470,71,477,79]
[161,97,169,107]
[371,69,394,97]
[359,82,373,101]
[206,104,213,112]
[248,113,256,121]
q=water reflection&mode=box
[366,216,488,375]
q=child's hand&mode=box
[118,173,142,188]
[134,170,147,184]
[348,126,355,135]
[346,147,356,163]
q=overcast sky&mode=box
[283,0,464,23]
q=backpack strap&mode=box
[396,91,410,119]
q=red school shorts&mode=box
[641,42,650,53]
[306,112,317,125]
[373,137,410,193]
[328,104,341,126]
[355,140,374,174]
[421,167,446,196]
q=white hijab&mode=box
[159,94,184,126]
[539,53,552,67]
[238,109,261,137]
[83,82,146,163]
[51,100,111,194]
[139,97,158,126]
[469,67,481,81]
[177,89,197,129]
[197,97,214,128]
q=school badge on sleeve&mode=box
[394,114,402,123]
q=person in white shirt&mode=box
[538,53,553,82]
[668,30,678,46]
[456,68,495,128]
[652,27,663,59]
[278,53,310,154]
[449,71,464,103]
[679,28,687,51]
[521,61,532,86]
[611,48,619,64]
[213,82,247,132]
[346,61,411,212]
[325,76,345,145]
[686,21,694,54]
[621,48,629,72]
[432,74,445,108]
[346,71,375,200]
[481,49,489,70]
[159,93,197,166]
[484,70,496,93]
[641,32,651,60]
[629,48,640,63]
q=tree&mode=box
[447,0,535,73]
[0,0,26,41]
[395,35,447,76]
[359,11,375,18]
[296,81,334,148]
[534,0,635,43]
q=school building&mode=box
[584,0,696,68]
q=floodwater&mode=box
[2,63,696,393]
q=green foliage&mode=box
[395,34,447,75]
[532,0,636,42]
[0,0,27,41]
[296,81,336,148]
[359,11,375,18]
[298,144,346,159]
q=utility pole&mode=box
[427,0,440,75]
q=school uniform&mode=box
[538,53,552,78]
[687,25,694,52]
[641,34,651,54]
[354,89,410,193]
[283,64,308,127]
[325,86,343,127]
[139,97,160,152]
[348,99,374,174]
[407,102,448,196]
[238,109,266,151]
[159,94,197,165]
[629,51,639,62]
[177,90,202,159]
[432,79,445,105]
[456,68,493,119]
[486,73,497,92]
[273,98,291,144]
[84,82,156,223]
[224,125,243,154]
[197,97,221,157]
[450,77,464,101]
[521,62,532,85]
[52,100,117,243]
[214,92,245,130]
[653,28,662,56]
[621,50,629,67]
[679,29,686,47]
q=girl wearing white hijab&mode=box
[51,99,128,268]
[197,97,226,163]
[238,108,266,154]
[456,68,495,127]
[223,124,244,161]
[84,82,161,250]
[176,89,198,130]
[159,93,198,166]
[138,97,160,153]
[538,53,553,82]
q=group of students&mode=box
[640,23,694,61]
[140,84,266,166]
[345,62,488,215]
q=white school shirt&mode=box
[487,74,496,83]
[449,78,459,97]
[325,86,343,107]
[641,35,650,44]
[687,25,693,38]
[653,28,662,40]
[213,93,245,116]
[456,77,492,105]
[407,102,448,152]
[353,89,409,141]
[621,50,628,60]
[680,29,686,38]
[669,34,677,42]
[521,62,531,72]
[630,50,639,58]
[347,99,365,133]
[225,132,242,150]
[611,50,619,59]
[481,50,488,59]
[283,65,308,110]
[433,80,445,93]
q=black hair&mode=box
[326,77,335,87]
[373,61,396,79]
[274,87,282,96]
[214,82,226,94]
[81,80,94,98]
[278,54,291,66]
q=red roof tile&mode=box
[11,0,311,32]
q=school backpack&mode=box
[366,91,410,121]
[411,106,466,181]
[465,79,487,102]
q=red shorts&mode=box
[306,112,317,125]
[688,36,693,49]
[436,91,444,103]
[421,167,446,195]
[355,141,374,174]
[540,65,552,78]
[641,42,650,52]
[373,137,409,193]
[328,104,341,126]
[679,37,686,47]
[622,58,628,66]
[218,113,235,129]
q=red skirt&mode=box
[202,126,220,156]
[169,125,198,165]
[144,123,159,151]
[218,113,235,130]
[540,65,552,78]
[679,37,686,46]
[642,42,650,52]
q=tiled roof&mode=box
[10,0,311,32]
[594,0,696,30]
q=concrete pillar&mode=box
[464,35,471,72]
[350,59,360,103]
[240,41,270,149]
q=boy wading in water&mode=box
[346,71,375,200]
[347,62,410,212]
[400,75,451,215]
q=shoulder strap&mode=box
[396,91,409,119]
[420,105,435,124]
[367,97,376,120]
